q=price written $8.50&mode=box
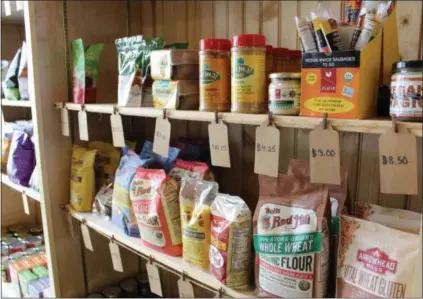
[256,143,276,153]
[311,148,336,158]
[381,155,408,166]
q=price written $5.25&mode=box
[256,143,276,153]
[381,155,408,166]
[311,148,336,158]
[211,144,228,151]
[155,131,167,141]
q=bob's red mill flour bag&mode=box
[254,174,330,298]
[337,215,419,298]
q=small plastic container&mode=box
[268,73,301,115]
[199,38,231,112]
[231,34,266,114]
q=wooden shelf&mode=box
[1,99,32,107]
[1,173,41,202]
[69,209,255,298]
[56,103,422,136]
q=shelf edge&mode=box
[1,173,41,202]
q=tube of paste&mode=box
[344,0,351,23]
[349,6,367,49]
[349,0,363,24]
[295,16,318,53]
[354,2,386,50]
[311,11,331,54]
[319,12,346,52]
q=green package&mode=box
[71,39,85,104]
[18,269,37,297]
[2,48,22,101]
[31,266,49,279]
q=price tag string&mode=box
[392,114,397,133]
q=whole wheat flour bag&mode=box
[209,194,252,289]
[130,168,181,256]
[337,215,419,298]
[254,174,330,298]
[70,145,97,212]
[88,141,121,190]
[179,178,218,270]
[354,203,421,235]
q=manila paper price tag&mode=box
[110,114,125,147]
[178,278,194,298]
[146,262,163,297]
[208,121,231,168]
[254,123,280,177]
[22,192,30,215]
[109,241,123,272]
[81,223,93,251]
[61,107,70,136]
[153,117,171,158]
[379,126,418,195]
[309,124,341,185]
[67,212,77,239]
[78,110,89,141]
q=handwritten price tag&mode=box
[110,114,125,147]
[178,278,194,298]
[81,223,93,251]
[254,123,280,177]
[109,241,123,272]
[61,107,70,136]
[146,263,163,297]
[22,192,30,215]
[208,122,231,168]
[153,118,171,158]
[379,126,417,195]
[78,110,89,141]
[309,124,341,185]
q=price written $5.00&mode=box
[211,144,228,151]
[311,148,336,158]
[256,143,276,153]
[381,155,408,166]
[155,131,167,141]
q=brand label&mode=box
[390,76,423,118]
[356,248,398,275]
[233,60,254,79]
[201,69,220,84]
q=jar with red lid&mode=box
[199,38,231,112]
[265,45,273,100]
[289,50,302,73]
[273,47,289,73]
[231,34,266,114]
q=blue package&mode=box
[139,141,180,173]
[28,277,50,298]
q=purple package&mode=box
[6,130,35,187]
[28,277,50,298]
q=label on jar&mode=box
[269,82,301,115]
[200,56,230,108]
[231,51,265,104]
[390,73,422,120]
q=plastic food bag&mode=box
[70,145,97,212]
[139,140,180,173]
[168,159,209,182]
[180,178,218,270]
[130,168,182,255]
[6,130,35,187]
[2,48,21,100]
[93,183,113,217]
[210,193,251,288]
[18,42,29,100]
[29,164,40,191]
[88,141,120,190]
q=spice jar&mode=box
[289,50,302,73]
[199,38,231,112]
[390,60,422,121]
[231,34,266,114]
[268,73,301,115]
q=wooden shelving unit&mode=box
[1,173,41,202]
[1,99,32,107]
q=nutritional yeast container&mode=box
[231,34,266,114]
[199,38,231,112]
[268,73,301,115]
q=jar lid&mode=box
[232,34,266,47]
[200,38,231,51]
[272,47,289,57]
[392,60,422,71]
[269,72,301,79]
[266,45,273,55]
[289,50,302,59]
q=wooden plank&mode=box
[200,1,214,40]
[174,0,187,42]
[407,138,422,212]
[186,1,200,50]
[154,0,164,38]
[244,1,260,34]
[1,173,41,201]
[228,1,243,37]
[1,24,22,60]
[1,99,32,107]
[214,1,228,38]
[162,1,177,44]
[262,1,279,46]
[140,0,154,38]
[396,0,423,60]
[128,0,142,35]
[280,1,298,49]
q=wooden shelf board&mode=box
[69,209,255,298]
[56,103,422,136]
[1,173,41,202]
[1,99,32,107]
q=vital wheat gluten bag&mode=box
[254,174,330,298]
[354,203,421,235]
[179,178,218,270]
[209,194,252,289]
[70,145,97,212]
[130,168,182,256]
[337,215,419,298]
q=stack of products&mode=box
[2,42,29,101]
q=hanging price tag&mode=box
[109,240,123,272]
[81,223,93,251]
[67,212,76,239]
[110,113,125,147]
[22,192,30,215]
[309,123,341,185]
[78,109,89,141]
[61,107,70,136]
[153,117,171,158]
[178,278,194,298]
[208,121,231,168]
[254,123,280,177]
[146,262,163,297]
[379,126,418,195]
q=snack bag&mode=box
[18,42,28,100]
[209,193,251,288]
[88,141,121,190]
[168,159,209,182]
[337,215,419,298]
[71,39,85,104]
[70,145,97,212]
[130,168,181,256]
[254,174,330,298]
[139,140,180,173]
[180,178,218,270]
[93,183,113,217]
[2,48,21,100]
[354,202,421,234]
[112,148,144,237]
[84,43,104,103]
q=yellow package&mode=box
[179,178,218,270]
[1,137,11,172]
[70,145,97,212]
[88,141,120,189]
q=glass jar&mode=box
[268,73,301,115]
[199,38,231,112]
[231,34,266,114]
[390,60,422,121]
